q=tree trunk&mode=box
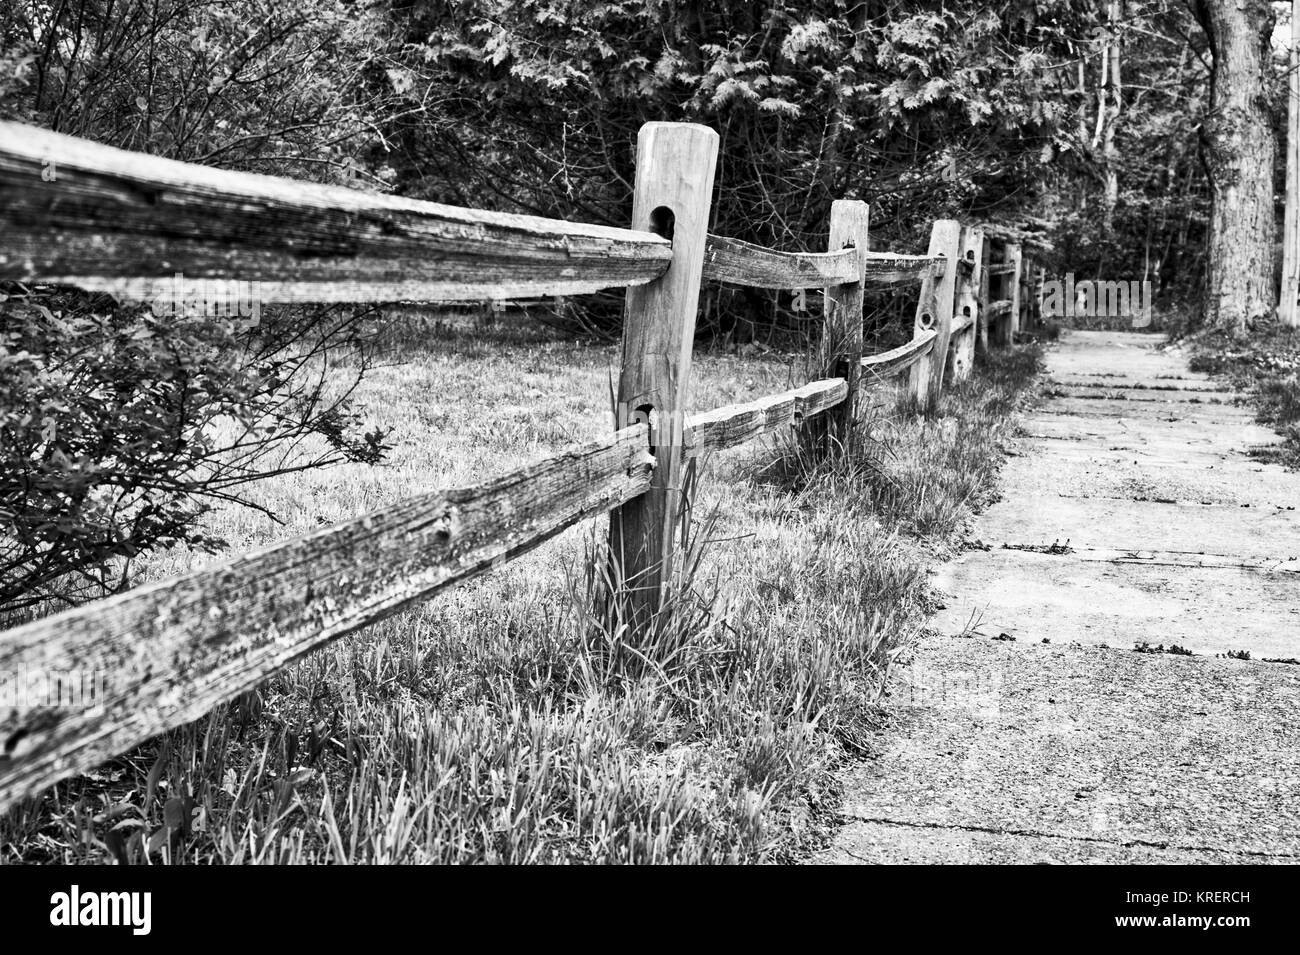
[1194,0,1277,331]
[1279,0,1300,325]
[1100,1,1122,233]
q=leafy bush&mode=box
[0,285,389,618]
[0,0,408,618]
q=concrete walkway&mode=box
[823,329,1300,863]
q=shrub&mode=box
[0,285,390,618]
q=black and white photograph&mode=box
[0,0,1291,921]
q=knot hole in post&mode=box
[649,206,675,242]
[630,404,658,455]
[919,311,935,330]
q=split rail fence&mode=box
[0,121,1034,810]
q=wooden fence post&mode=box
[1017,252,1035,332]
[989,240,1011,348]
[1018,255,1032,332]
[608,122,718,630]
[951,225,984,380]
[976,235,992,356]
[818,199,870,450]
[1035,263,1047,328]
[909,219,961,408]
[1007,242,1024,342]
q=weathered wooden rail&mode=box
[0,120,1022,810]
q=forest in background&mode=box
[5,0,1280,330]
[0,0,1293,613]
[4,2,1300,869]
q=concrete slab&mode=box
[997,448,1300,508]
[825,329,1300,864]
[1023,436,1282,472]
[931,547,1300,657]
[1044,332,1193,376]
[1049,377,1230,394]
[1023,404,1277,435]
[824,819,1277,864]
[971,492,1300,555]
[1021,413,1281,453]
[1041,395,1247,418]
[820,639,1300,864]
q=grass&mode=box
[0,315,1043,864]
[1187,322,1300,469]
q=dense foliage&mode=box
[377,1,1087,334]
[0,0,1290,609]
[0,288,388,616]
[383,2,1067,232]
[0,0,398,614]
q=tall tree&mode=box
[378,1,1085,340]
[1193,0,1277,330]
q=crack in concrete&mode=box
[825,331,1300,864]
[981,543,1300,574]
[842,814,1300,860]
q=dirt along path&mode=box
[823,329,1300,863]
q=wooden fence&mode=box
[0,120,1029,810]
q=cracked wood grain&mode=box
[859,330,938,381]
[0,425,654,810]
[683,377,849,457]
[701,234,858,288]
[0,122,672,303]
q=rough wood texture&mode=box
[864,253,942,287]
[977,239,993,355]
[818,200,870,447]
[908,283,938,404]
[0,425,655,810]
[1007,242,1024,338]
[608,123,718,627]
[0,122,672,303]
[697,240,936,291]
[683,378,848,457]
[1018,254,1037,331]
[1032,264,1047,330]
[949,313,977,335]
[859,330,938,382]
[949,226,984,382]
[701,234,858,288]
[910,220,961,407]
[988,240,1014,349]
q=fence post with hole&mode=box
[1018,252,1034,333]
[1007,242,1024,342]
[1034,262,1047,330]
[817,199,870,452]
[990,240,1011,348]
[951,224,984,381]
[607,122,718,635]
[977,232,992,356]
[910,219,961,407]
